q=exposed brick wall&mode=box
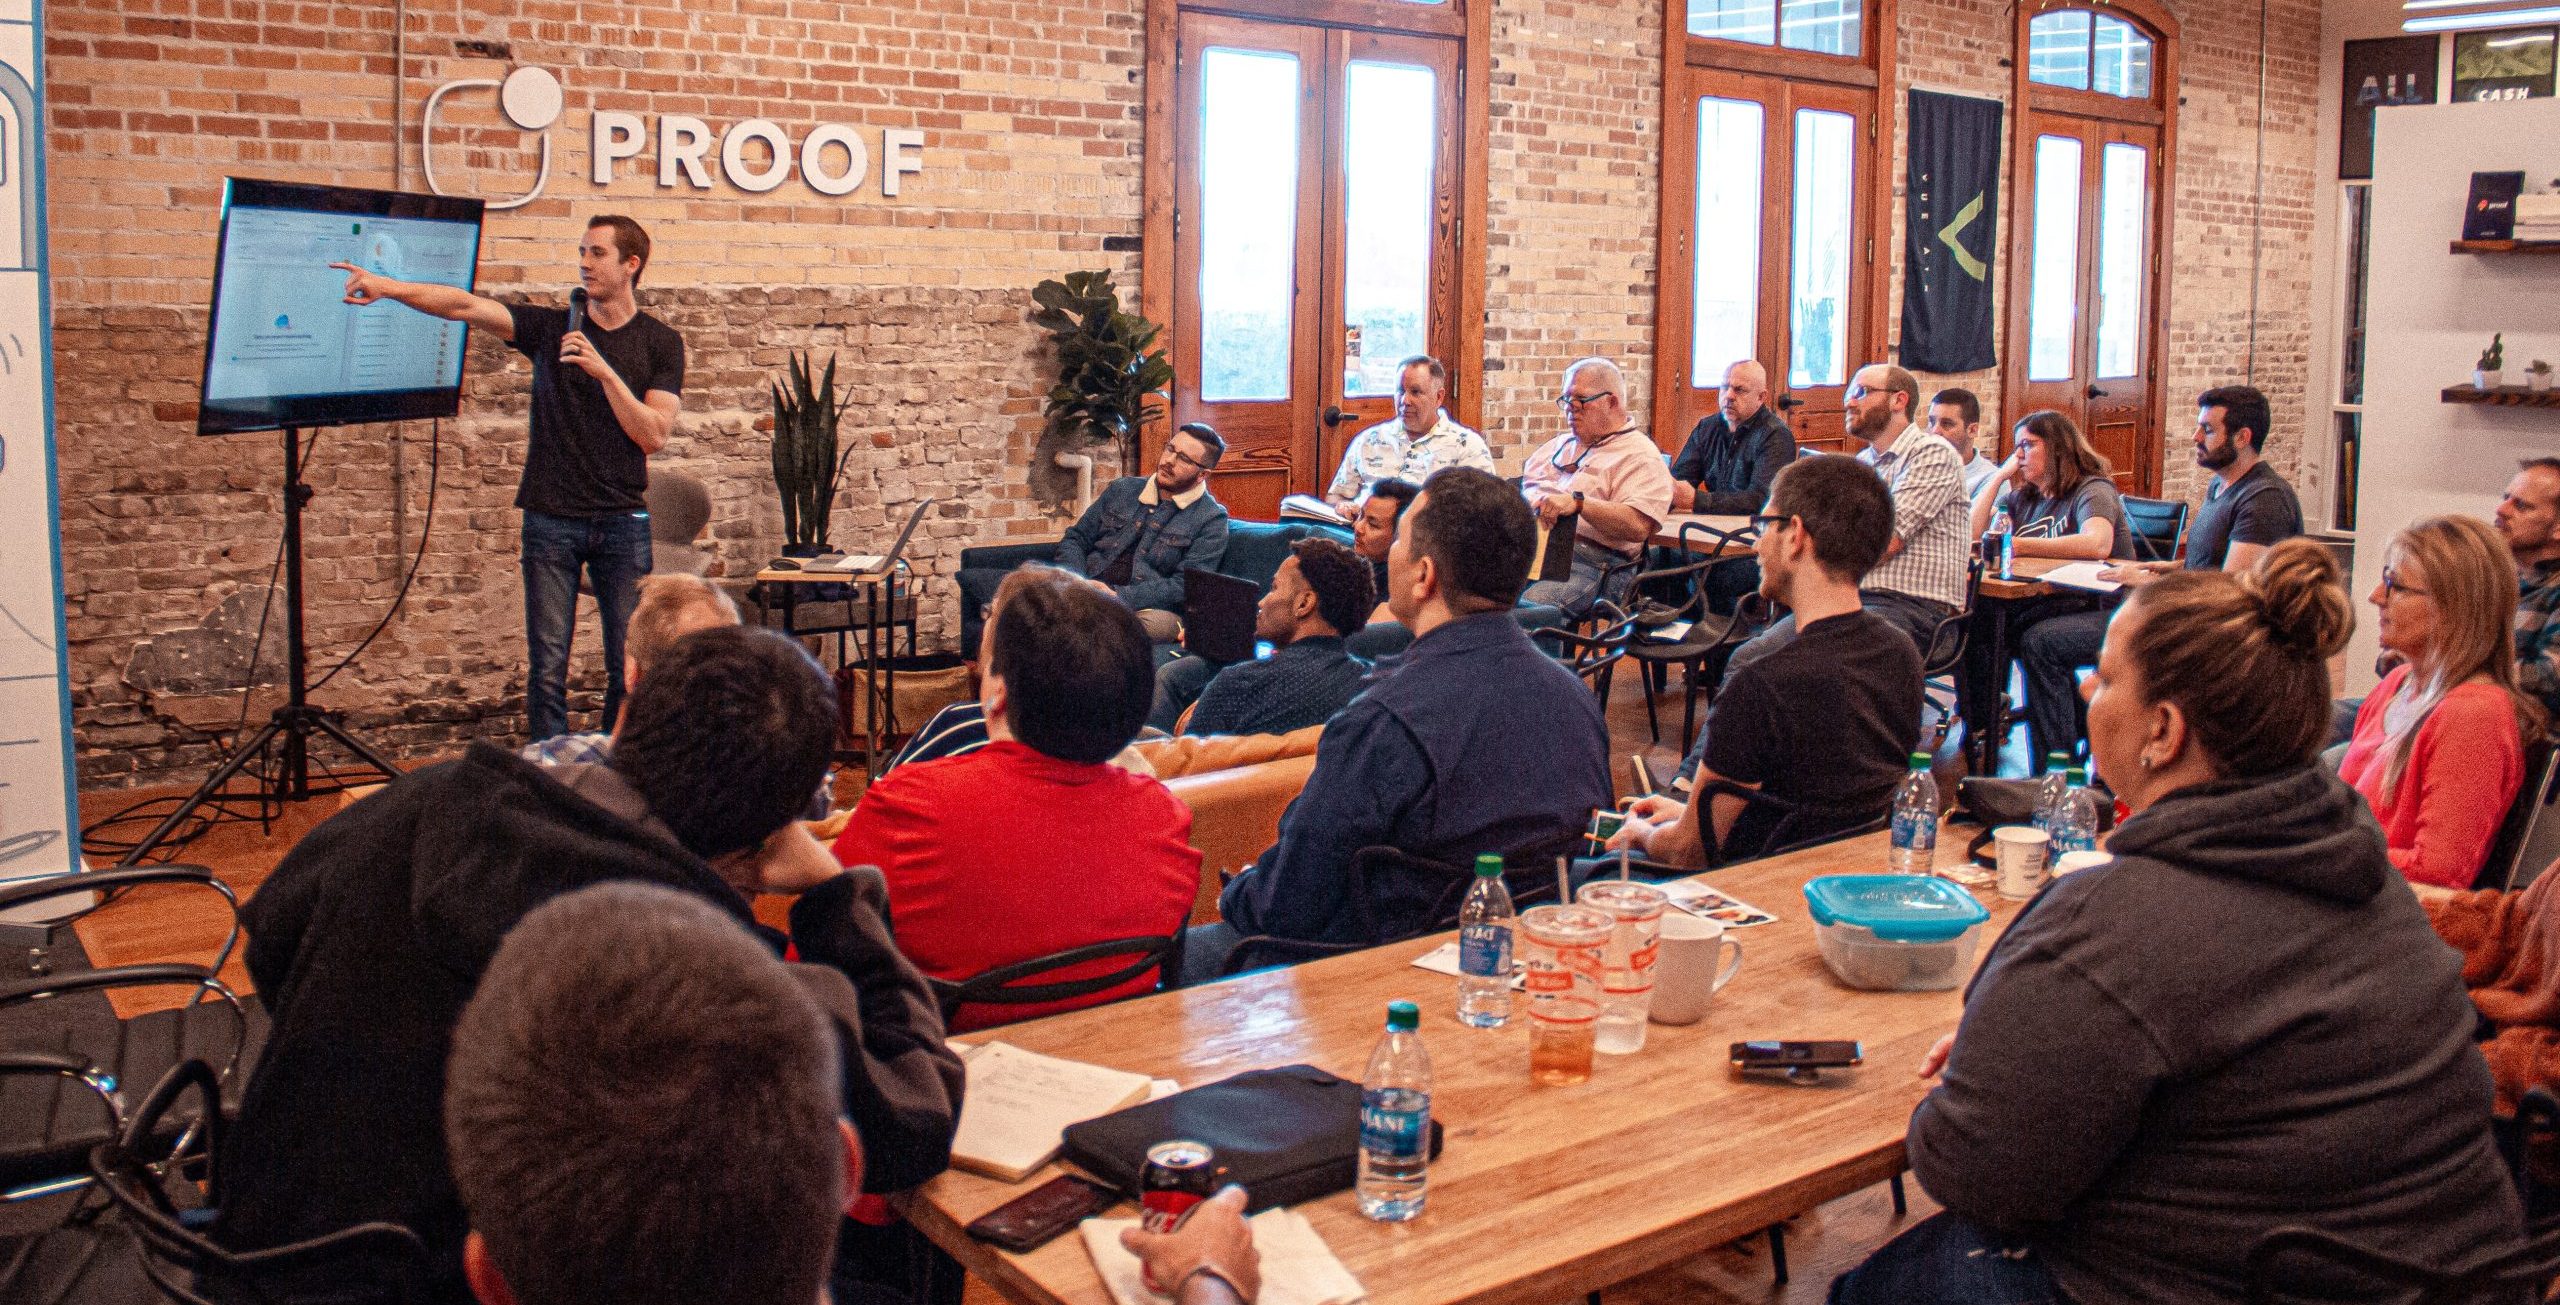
[46,0,2317,788]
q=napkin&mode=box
[1080,1210,1366,1305]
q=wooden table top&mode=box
[753,560,909,584]
[902,832,2027,1305]
[1977,554,2071,601]
[1647,513,1755,554]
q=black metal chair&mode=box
[88,1059,430,1305]
[2120,494,2189,564]
[2479,739,2560,891]
[0,866,253,1206]
[1220,832,1593,975]
[2244,1217,2560,1304]
[1918,557,1987,755]
[1547,600,1638,704]
[1627,520,1766,748]
[1688,778,1893,865]
[925,934,1186,1029]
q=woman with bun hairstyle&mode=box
[2339,514,2542,888]
[1833,539,2525,1305]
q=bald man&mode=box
[1669,360,1795,516]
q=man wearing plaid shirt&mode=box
[2496,457,2560,720]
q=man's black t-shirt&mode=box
[2182,459,2301,570]
[1702,608,1921,861]
[507,302,684,518]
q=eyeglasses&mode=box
[1165,446,1210,472]
[2380,566,2428,598]
[1749,512,1792,533]
[1555,390,1613,413]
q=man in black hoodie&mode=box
[216,625,963,1303]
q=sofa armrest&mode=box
[1131,724,1325,780]
[958,540,1063,572]
[1163,753,1320,924]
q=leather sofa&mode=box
[1129,724,1324,924]
[955,517,1356,653]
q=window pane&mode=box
[1690,0,1776,45]
[2091,16,2152,99]
[2332,410,2360,530]
[1788,109,1855,388]
[1690,97,1765,388]
[2027,134,2083,382]
[2340,184,2372,405]
[1198,48,1299,403]
[1779,0,1860,55]
[1341,61,1436,398]
[2028,10,2092,90]
[2094,142,2146,379]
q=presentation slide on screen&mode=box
[204,207,480,402]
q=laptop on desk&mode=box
[1180,567,1261,664]
[822,498,935,575]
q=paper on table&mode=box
[1658,879,1779,928]
[1081,1212,1366,1305]
[2036,561,2123,594]
[1409,941,1526,988]
[950,1042,1154,1181]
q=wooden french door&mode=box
[2005,113,2161,491]
[1169,14,1463,518]
[1655,68,1878,456]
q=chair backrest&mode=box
[2119,494,2188,565]
[2481,739,2560,890]
[1694,778,1892,866]
[1917,557,1986,677]
[1549,600,1637,694]
[2244,1220,2560,1304]
[926,934,1183,1028]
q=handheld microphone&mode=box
[565,286,588,340]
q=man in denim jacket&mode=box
[1056,423,1233,641]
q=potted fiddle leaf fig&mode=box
[1029,270,1173,503]
[770,351,856,556]
[2476,334,2506,390]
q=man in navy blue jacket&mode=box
[1190,468,1612,978]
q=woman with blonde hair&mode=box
[2339,514,2543,888]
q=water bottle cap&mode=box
[1473,854,1503,877]
[1386,1000,1420,1032]
[1908,752,1930,769]
[2047,751,2072,764]
[2066,767,2087,783]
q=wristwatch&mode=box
[1572,491,1586,511]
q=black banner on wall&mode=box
[1900,89,2002,375]
[2340,35,2437,180]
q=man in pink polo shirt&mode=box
[1519,356,1677,618]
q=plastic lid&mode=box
[1474,854,1503,877]
[2066,767,2087,784]
[1801,875,1991,943]
[1907,752,1930,769]
[1386,1000,1420,1032]
[2047,750,2072,763]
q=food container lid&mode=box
[1802,875,1991,943]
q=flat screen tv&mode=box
[196,178,487,436]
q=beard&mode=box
[1847,403,1896,442]
[2194,437,2237,471]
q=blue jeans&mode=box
[1151,652,1228,731]
[1522,539,1638,620]
[2019,609,2109,771]
[1828,1213,2066,1305]
[522,509,653,742]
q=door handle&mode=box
[1776,394,1805,410]
[1322,404,1356,428]
[2086,385,2108,399]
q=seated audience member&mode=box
[1324,356,1492,511]
[446,883,855,1305]
[1121,1186,1262,1305]
[2016,384,2303,771]
[1181,539,1374,737]
[2419,865,2560,1156]
[2339,515,2541,888]
[1957,410,2133,758]
[1519,357,1676,618]
[1610,455,1919,866]
[836,567,1199,1029]
[217,625,962,1301]
[1832,538,2527,1303]
[1667,359,1793,614]
[1344,478,1563,661]
[2497,456,2560,719]
[1352,477,1419,596]
[961,423,1229,645]
[1926,387,2003,500]
[520,573,737,766]
[1196,468,1612,976]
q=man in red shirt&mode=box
[834,567,1201,1028]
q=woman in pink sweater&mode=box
[2339,514,2544,887]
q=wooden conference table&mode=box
[904,832,2029,1305]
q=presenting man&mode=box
[1048,423,1231,643]
[1325,356,1493,511]
[335,215,682,742]
[1667,359,1794,613]
[1520,357,1677,618]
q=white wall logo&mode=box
[422,67,925,208]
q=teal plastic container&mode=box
[1802,874,1992,991]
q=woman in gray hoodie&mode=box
[1833,538,2529,1304]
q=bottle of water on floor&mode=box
[2052,767,2100,856]
[1888,753,1938,875]
[1456,855,1515,1028]
[1358,1000,1432,1222]
[2031,754,2072,834]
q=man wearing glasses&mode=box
[1519,358,1677,617]
[1053,423,1232,642]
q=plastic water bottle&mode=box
[2031,754,2073,834]
[1455,855,1516,1028]
[2052,767,2100,856]
[1357,1000,1433,1222]
[1888,752,1939,875]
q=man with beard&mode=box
[2016,385,2304,769]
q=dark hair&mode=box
[625,574,738,678]
[2121,537,2354,776]
[1367,477,1421,519]
[1930,388,1981,427]
[2010,409,2112,500]
[1398,355,1447,387]
[586,215,652,284]
[607,626,836,860]
[1409,468,1534,611]
[1769,454,1894,582]
[2198,385,2273,453]
[447,883,842,1305]
[1289,537,1376,638]
[989,567,1154,763]
[1173,423,1226,468]
[2523,456,2560,478]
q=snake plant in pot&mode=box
[1029,270,1172,504]
[770,351,857,556]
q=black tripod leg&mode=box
[306,712,404,783]
[114,717,289,866]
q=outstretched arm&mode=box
[332,261,515,340]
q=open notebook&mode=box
[950,1042,1155,1182]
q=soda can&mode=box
[1139,1140,1218,1232]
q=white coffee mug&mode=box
[1992,825,2051,899]
[1649,912,1744,1025]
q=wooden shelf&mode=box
[2442,384,2560,408]
[2450,239,2560,254]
